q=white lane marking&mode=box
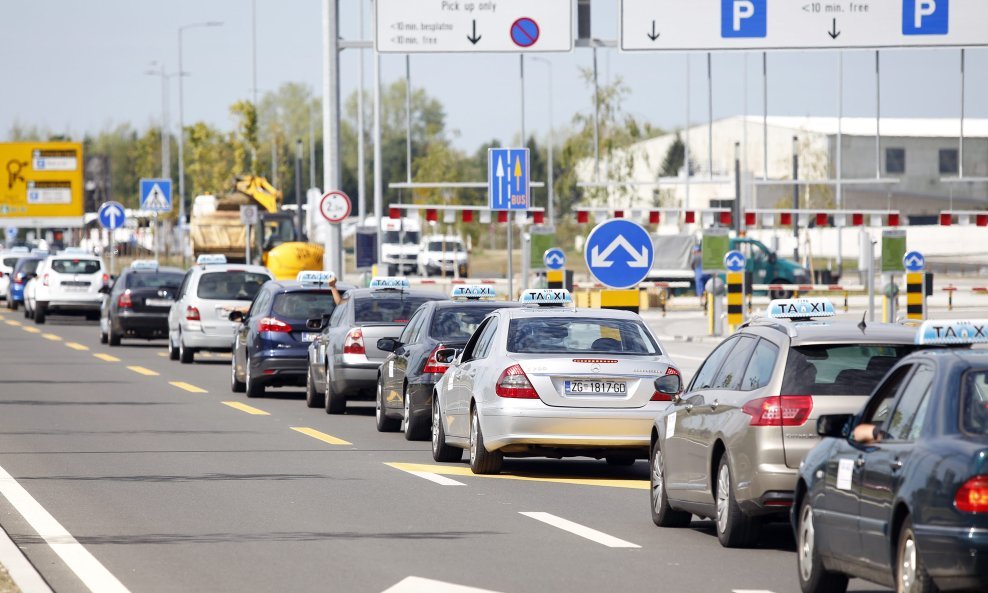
[382,576,505,593]
[0,518,53,593]
[386,463,466,486]
[0,463,131,593]
[733,590,777,593]
[519,512,640,548]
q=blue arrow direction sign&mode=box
[544,248,566,270]
[488,148,529,211]
[140,178,173,213]
[98,201,126,230]
[584,219,654,289]
[4,227,18,242]
[724,250,746,273]
[903,251,926,273]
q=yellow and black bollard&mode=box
[727,272,745,332]
[906,272,925,321]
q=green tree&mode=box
[185,122,235,198]
[230,100,260,174]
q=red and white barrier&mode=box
[938,211,988,227]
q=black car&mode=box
[375,290,522,440]
[99,262,185,345]
[231,278,353,398]
[794,320,988,593]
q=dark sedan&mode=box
[375,290,521,440]
[99,262,184,345]
[793,320,988,593]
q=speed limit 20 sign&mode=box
[319,191,351,224]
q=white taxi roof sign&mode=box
[130,260,159,271]
[369,276,410,290]
[767,298,836,319]
[916,320,988,345]
[519,289,573,306]
[450,285,496,300]
[196,254,227,265]
[296,270,335,285]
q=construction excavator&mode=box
[189,176,324,280]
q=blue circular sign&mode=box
[4,227,17,241]
[724,250,746,272]
[544,248,566,270]
[97,201,126,230]
[584,219,654,289]
[903,250,925,273]
[510,17,540,48]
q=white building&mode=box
[579,116,988,218]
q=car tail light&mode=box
[495,364,539,399]
[117,291,133,309]
[343,328,365,355]
[102,273,109,285]
[14,273,24,284]
[42,273,49,287]
[955,476,988,513]
[652,366,681,402]
[258,317,291,333]
[185,306,201,321]
[742,395,813,427]
[422,344,449,375]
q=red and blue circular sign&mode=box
[510,17,540,48]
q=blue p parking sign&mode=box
[903,0,949,36]
[721,0,766,38]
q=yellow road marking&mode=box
[5,320,22,327]
[384,462,649,491]
[291,427,352,446]
[199,351,212,359]
[65,342,89,351]
[21,326,41,334]
[221,401,269,415]
[93,353,120,362]
[156,352,167,357]
[42,333,61,341]
[169,381,208,393]
[126,365,159,376]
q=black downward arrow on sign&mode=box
[647,20,660,41]
[467,20,482,44]
[828,18,841,39]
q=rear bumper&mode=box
[44,300,101,312]
[251,354,309,387]
[180,322,236,350]
[916,523,988,591]
[332,362,379,398]
[116,312,169,335]
[736,463,799,515]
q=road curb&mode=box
[0,522,53,593]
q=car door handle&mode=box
[890,458,903,471]
[685,404,693,412]
[709,400,720,410]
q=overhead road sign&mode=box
[620,0,988,51]
[97,201,126,230]
[488,148,530,211]
[0,142,84,228]
[584,219,654,289]
[544,248,566,271]
[320,191,351,224]
[375,0,573,53]
[139,178,173,213]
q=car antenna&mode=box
[858,312,867,332]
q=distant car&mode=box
[417,235,469,277]
[167,256,273,363]
[375,286,522,440]
[432,289,680,474]
[0,249,29,302]
[30,254,108,324]
[5,256,43,311]
[231,272,353,398]
[307,277,445,414]
[794,320,988,593]
[649,299,923,548]
[99,261,184,345]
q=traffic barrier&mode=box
[594,290,640,314]
[906,272,925,321]
[941,285,988,311]
[726,272,744,331]
[571,281,689,316]
[750,284,866,312]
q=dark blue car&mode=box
[793,320,988,593]
[5,256,43,310]
[230,277,352,398]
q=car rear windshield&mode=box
[3,257,19,268]
[962,371,988,435]
[430,306,500,342]
[50,259,101,274]
[17,260,40,275]
[782,344,919,396]
[507,317,660,355]
[196,271,269,301]
[126,272,184,290]
[272,291,337,320]
[354,295,434,323]
[427,241,464,252]
[384,231,420,245]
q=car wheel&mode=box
[650,443,692,527]
[231,357,246,393]
[325,366,346,414]
[375,381,400,432]
[769,279,794,300]
[431,395,462,462]
[896,518,935,593]
[245,358,264,398]
[796,497,849,593]
[715,455,760,548]
[168,335,179,361]
[605,456,636,466]
[403,385,428,441]
[9,299,18,311]
[305,366,325,408]
[179,333,194,364]
[99,322,108,344]
[469,406,502,475]
[34,303,46,324]
[23,306,31,319]
[108,324,121,346]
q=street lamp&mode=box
[529,57,555,229]
[177,20,223,264]
[144,62,181,179]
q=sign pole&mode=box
[153,211,159,263]
[109,230,115,278]
[245,223,251,264]
[507,219,514,299]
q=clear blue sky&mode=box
[2,0,986,151]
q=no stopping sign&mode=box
[320,191,351,224]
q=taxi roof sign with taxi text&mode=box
[297,271,336,285]
[519,289,573,306]
[767,298,837,319]
[370,277,410,290]
[196,254,227,265]
[916,320,988,345]
[451,285,497,300]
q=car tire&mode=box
[650,443,692,528]
[85,311,99,322]
[431,395,462,462]
[305,366,324,408]
[99,323,108,344]
[325,367,346,414]
[375,381,400,432]
[245,359,264,398]
[23,306,30,319]
[469,407,502,475]
[168,336,179,361]
[769,279,794,300]
[9,299,18,311]
[605,456,636,466]
[715,455,760,548]
[179,334,194,364]
[108,325,122,346]
[231,358,246,393]
[34,303,46,324]
[797,497,848,593]
[403,385,428,441]
[896,518,936,593]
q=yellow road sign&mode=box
[0,142,84,227]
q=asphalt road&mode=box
[0,310,894,593]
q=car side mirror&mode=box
[817,414,854,439]
[228,310,245,323]
[377,338,399,352]
[767,253,778,264]
[306,317,327,331]
[653,374,683,399]
[435,348,458,364]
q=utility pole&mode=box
[295,139,304,240]
[792,135,800,261]
[322,0,343,276]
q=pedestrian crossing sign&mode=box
[140,178,173,213]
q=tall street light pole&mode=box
[144,62,176,179]
[530,57,555,229]
[177,20,223,265]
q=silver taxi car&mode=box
[649,299,923,548]
[167,255,272,363]
[431,289,681,475]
